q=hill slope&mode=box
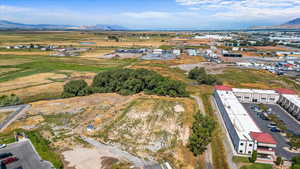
[0,20,127,31]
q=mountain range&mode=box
[0,20,128,31]
[251,18,300,29]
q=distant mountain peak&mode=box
[284,18,300,25]
[251,17,300,30]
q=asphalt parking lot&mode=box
[0,140,53,169]
[243,103,300,160]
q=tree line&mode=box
[188,113,216,156]
[62,68,188,98]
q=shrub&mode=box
[0,94,21,107]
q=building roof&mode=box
[216,90,261,141]
[250,132,277,145]
[276,88,297,95]
[215,85,232,91]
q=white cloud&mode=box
[176,0,300,22]
[123,11,172,19]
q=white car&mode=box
[0,144,7,149]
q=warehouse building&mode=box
[277,88,300,121]
[232,88,280,104]
[214,86,277,162]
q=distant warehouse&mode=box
[214,86,277,163]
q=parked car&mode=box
[1,157,18,165]
[0,153,12,160]
[0,144,6,149]
[260,114,270,121]
[268,123,277,128]
[13,167,23,169]
[270,127,281,133]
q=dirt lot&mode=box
[173,62,231,74]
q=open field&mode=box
[2,31,300,169]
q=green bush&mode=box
[62,80,88,98]
[0,94,21,107]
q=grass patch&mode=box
[217,68,300,90]
[232,156,250,163]
[0,132,16,144]
[25,130,63,169]
[240,163,272,169]
[200,87,230,169]
[43,113,75,126]
[0,129,63,169]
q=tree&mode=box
[275,156,282,166]
[249,150,257,163]
[289,136,300,150]
[188,67,221,85]
[188,113,216,156]
[188,67,206,80]
[62,80,88,98]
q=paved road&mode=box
[211,97,238,169]
[191,95,214,169]
[82,137,161,169]
[0,105,30,132]
[0,140,53,169]
[243,103,300,160]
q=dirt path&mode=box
[191,95,213,169]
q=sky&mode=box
[1,0,300,29]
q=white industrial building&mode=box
[232,88,280,104]
[214,86,277,162]
[277,89,300,121]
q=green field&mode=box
[0,54,138,83]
